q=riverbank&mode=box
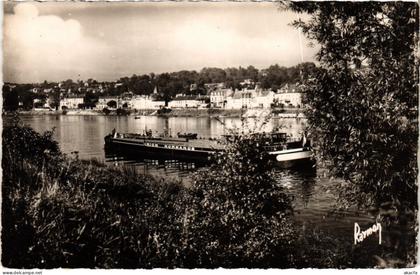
[157,108,244,118]
[2,122,298,268]
[6,107,305,118]
[8,109,103,116]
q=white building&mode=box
[131,96,165,110]
[209,88,234,108]
[274,83,303,107]
[252,90,275,109]
[168,95,206,109]
[225,90,253,109]
[224,88,275,109]
[59,96,84,109]
[96,97,119,110]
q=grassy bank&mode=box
[2,121,415,268]
[2,121,298,268]
[2,123,186,268]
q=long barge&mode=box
[104,131,313,168]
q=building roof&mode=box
[172,95,199,101]
[231,90,252,99]
[278,83,304,93]
[210,88,233,96]
[257,90,273,97]
[99,96,119,100]
[62,94,85,99]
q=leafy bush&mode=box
[6,121,374,268]
[25,162,186,268]
[286,0,418,215]
[285,1,417,266]
[2,119,62,267]
[179,134,296,268]
[2,121,184,268]
[3,118,60,166]
[102,107,110,115]
[2,121,300,268]
[116,108,130,116]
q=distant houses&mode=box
[95,96,120,110]
[33,98,54,110]
[130,87,165,110]
[223,89,273,109]
[168,95,207,109]
[57,82,305,111]
[209,88,233,108]
[59,95,84,109]
[225,90,253,109]
[94,95,164,110]
[273,83,303,108]
[221,84,298,110]
[254,90,275,109]
[131,96,165,110]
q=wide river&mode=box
[11,114,387,252]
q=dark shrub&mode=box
[102,107,111,115]
[179,134,296,268]
[3,123,298,268]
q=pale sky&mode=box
[3,2,318,84]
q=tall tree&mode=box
[3,85,18,111]
[285,2,418,215]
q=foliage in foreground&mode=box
[286,0,418,214]
[2,121,186,268]
[283,1,417,266]
[2,122,297,268]
[3,121,415,268]
[180,134,295,268]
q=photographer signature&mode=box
[354,222,382,245]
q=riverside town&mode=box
[3,66,310,118]
[2,1,417,272]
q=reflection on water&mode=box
[275,169,374,235]
[105,152,201,186]
[11,114,378,241]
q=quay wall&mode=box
[7,107,304,118]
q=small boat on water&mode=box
[104,130,313,168]
[177,132,198,139]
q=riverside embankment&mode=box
[9,107,303,118]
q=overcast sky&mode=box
[3,2,318,84]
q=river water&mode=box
[11,114,388,255]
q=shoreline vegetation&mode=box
[4,107,303,118]
[2,119,415,268]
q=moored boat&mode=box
[177,132,198,139]
[104,130,313,167]
[105,131,222,162]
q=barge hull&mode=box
[106,139,214,162]
[105,135,314,168]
